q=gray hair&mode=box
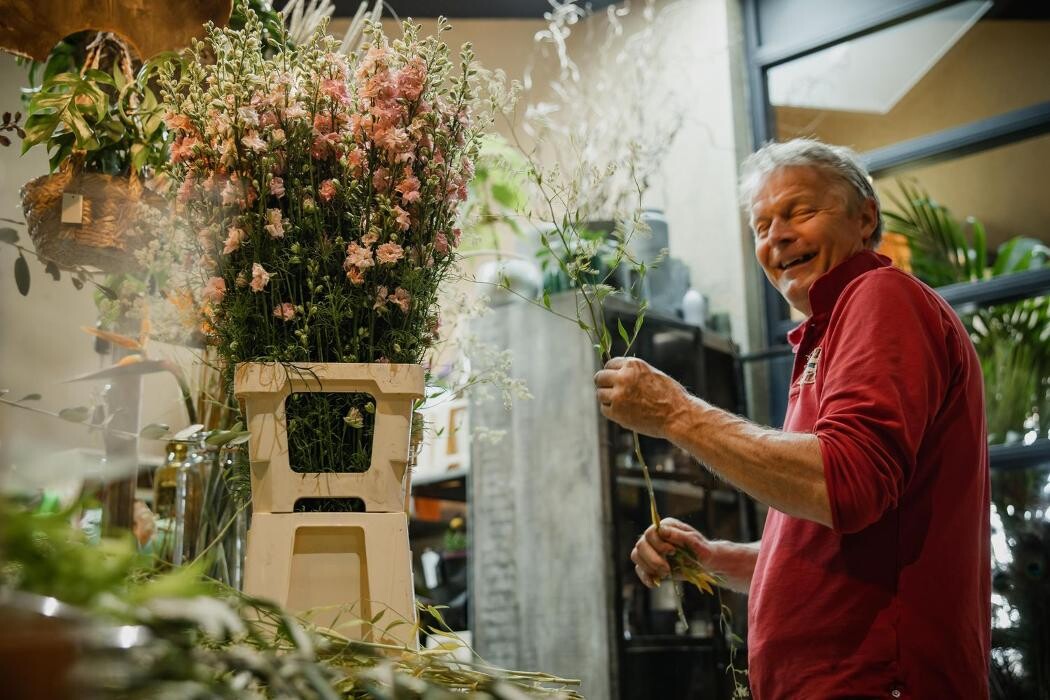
[739,138,883,246]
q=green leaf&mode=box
[139,423,170,439]
[58,406,91,423]
[617,317,630,346]
[0,227,18,244]
[205,430,234,446]
[82,69,115,87]
[14,253,30,296]
[111,63,127,92]
[92,282,118,301]
[17,393,41,402]
[542,289,551,310]
[130,143,147,172]
[21,112,60,151]
[226,433,251,447]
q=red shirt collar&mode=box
[786,250,892,349]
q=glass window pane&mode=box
[769,3,1050,152]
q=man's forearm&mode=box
[708,540,761,594]
[666,397,833,528]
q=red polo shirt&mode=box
[747,251,990,699]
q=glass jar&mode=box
[152,440,204,565]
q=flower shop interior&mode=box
[0,0,1048,698]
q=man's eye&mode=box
[792,208,814,218]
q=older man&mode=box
[595,139,990,698]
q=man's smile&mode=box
[779,252,817,271]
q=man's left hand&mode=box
[594,357,689,439]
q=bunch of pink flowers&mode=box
[159,11,492,368]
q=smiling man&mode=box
[595,139,990,698]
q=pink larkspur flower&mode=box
[345,242,374,269]
[273,303,296,321]
[393,206,411,232]
[241,132,266,151]
[223,226,247,255]
[376,242,404,265]
[345,266,365,285]
[373,285,389,311]
[269,177,285,198]
[395,170,421,203]
[361,230,379,247]
[371,166,391,192]
[163,112,193,132]
[283,104,308,120]
[264,209,284,239]
[322,78,349,102]
[318,179,338,203]
[221,177,242,207]
[390,287,411,313]
[170,135,198,164]
[434,230,449,255]
[452,227,462,247]
[250,263,271,292]
[202,277,226,304]
[396,59,426,101]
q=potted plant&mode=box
[159,10,495,640]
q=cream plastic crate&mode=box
[234,362,425,514]
[244,511,416,645]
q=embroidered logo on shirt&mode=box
[799,346,822,385]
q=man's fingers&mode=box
[593,369,617,388]
[632,536,671,578]
[604,356,626,370]
[596,388,615,405]
[644,524,676,556]
[658,522,711,558]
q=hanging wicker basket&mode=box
[20,160,164,273]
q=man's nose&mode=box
[767,217,796,245]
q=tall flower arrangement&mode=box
[159,12,492,477]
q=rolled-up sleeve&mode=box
[814,272,951,534]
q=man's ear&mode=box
[860,197,879,246]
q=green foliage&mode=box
[20,34,174,175]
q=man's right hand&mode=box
[630,517,759,593]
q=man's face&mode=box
[750,166,877,317]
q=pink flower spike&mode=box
[361,230,379,247]
[223,226,247,255]
[202,276,226,304]
[273,302,296,321]
[250,263,271,292]
[434,230,449,255]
